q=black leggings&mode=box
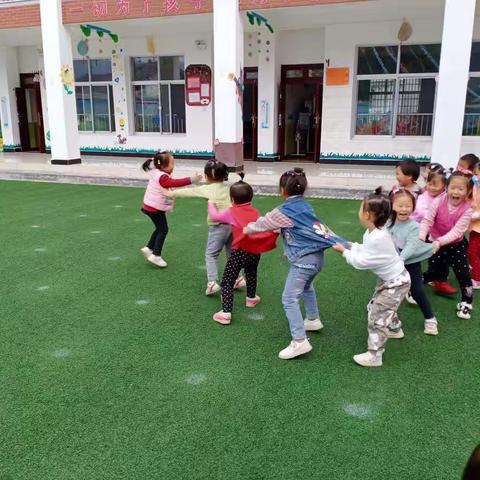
[142,209,168,256]
[423,238,473,304]
[406,262,434,320]
[221,249,260,313]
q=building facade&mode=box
[0,0,478,169]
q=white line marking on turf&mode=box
[134,218,143,222]
[79,214,88,217]
[186,373,206,385]
[108,256,122,261]
[343,403,375,419]
[192,223,202,227]
[113,205,123,208]
[197,265,207,270]
[51,349,71,358]
[90,231,101,234]
[31,225,41,228]
[248,313,264,321]
[135,299,150,305]
[36,285,50,291]
[35,248,47,252]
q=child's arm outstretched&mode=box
[170,182,212,199]
[334,237,390,271]
[244,208,293,234]
[207,201,235,226]
[160,172,202,189]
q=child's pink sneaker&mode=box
[472,279,480,290]
[213,311,231,325]
[234,276,246,289]
[246,296,261,308]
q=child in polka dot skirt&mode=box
[208,175,278,325]
[420,171,474,319]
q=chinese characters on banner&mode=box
[117,0,130,15]
[93,0,108,16]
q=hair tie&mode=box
[456,167,472,176]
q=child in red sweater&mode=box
[208,176,277,325]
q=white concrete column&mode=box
[40,0,80,164]
[0,47,21,151]
[432,0,476,169]
[37,51,50,150]
[257,33,278,159]
[213,0,244,170]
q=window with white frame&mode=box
[463,42,480,136]
[73,59,115,132]
[355,44,439,136]
[131,56,186,134]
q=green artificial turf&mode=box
[0,180,479,480]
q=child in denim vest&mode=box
[245,168,346,360]
[141,151,202,268]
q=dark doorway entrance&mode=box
[16,73,45,153]
[278,64,323,162]
[243,67,258,160]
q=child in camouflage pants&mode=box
[333,188,411,367]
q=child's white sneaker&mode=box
[246,295,261,308]
[387,328,405,339]
[234,276,246,289]
[353,351,383,367]
[147,254,167,268]
[304,318,324,331]
[205,281,221,296]
[278,339,312,360]
[140,246,153,259]
[424,319,439,336]
[457,302,473,320]
[405,292,417,305]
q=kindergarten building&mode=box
[0,0,479,170]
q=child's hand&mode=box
[191,173,203,183]
[332,243,346,253]
[432,241,440,254]
[243,227,249,235]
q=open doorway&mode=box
[243,67,258,160]
[278,64,323,162]
[15,73,45,153]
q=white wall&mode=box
[71,30,213,155]
[321,18,480,161]
[17,46,39,73]
[277,29,325,65]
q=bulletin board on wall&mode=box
[326,67,350,86]
[185,64,212,106]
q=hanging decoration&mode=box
[228,70,243,107]
[397,18,413,43]
[147,35,156,54]
[77,39,89,56]
[60,65,74,95]
[185,64,212,106]
[260,100,269,129]
[80,24,119,43]
[246,11,274,33]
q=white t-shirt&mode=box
[343,227,405,282]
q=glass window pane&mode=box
[160,84,171,133]
[132,57,158,81]
[286,69,303,78]
[356,79,395,135]
[400,44,441,74]
[75,86,92,131]
[470,42,480,72]
[309,68,323,78]
[396,78,435,136]
[245,70,258,80]
[92,85,110,131]
[109,85,115,132]
[357,46,398,75]
[74,59,89,82]
[142,85,160,132]
[463,77,480,135]
[134,85,143,132]
[171,84,186,133]
[90,59,112,81]
[159,56,185,80]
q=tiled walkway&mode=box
[0,152,398,198]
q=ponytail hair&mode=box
[204,159,229,182]
[279,167,308,196]
[363,186,391,229]
[141,151,171,172]
[230,172,253,204]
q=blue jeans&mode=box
[282,252,324,340]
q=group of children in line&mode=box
[139,151,479,367]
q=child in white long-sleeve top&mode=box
[333,188,411,368]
